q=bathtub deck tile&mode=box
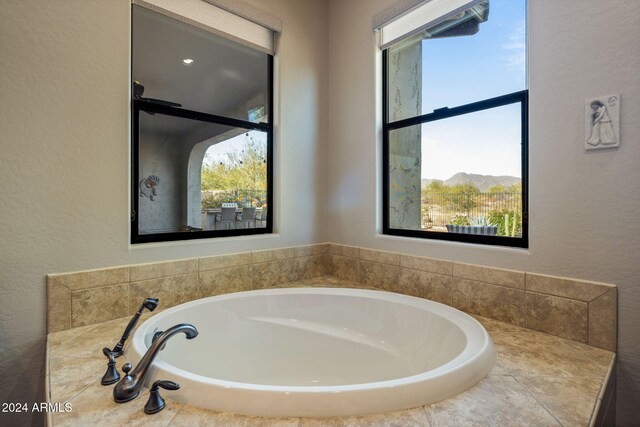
[515,376,603,427]
[170,407,299,426]
[46,277,615,427]
[299,407,430,426]
[491,330,611,379]
[52,381,183,427]
[424,376,560,426]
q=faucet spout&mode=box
[113,323,198,403]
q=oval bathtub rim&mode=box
[129,287,496,393]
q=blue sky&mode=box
[419,0,526,180]
[203,131,266,167]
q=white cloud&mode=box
[503,21,526,72]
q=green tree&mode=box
[507,182,522,193]
[201,163,230,190]
[426,180,447,193]
[447,183,480,213]
[422,179,448,205]
[201,134,267,206]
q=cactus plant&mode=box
[468,215,496,227]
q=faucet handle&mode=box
[156,380,179,391]
[144,380,180,414]
[100,347,120,385]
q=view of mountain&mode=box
[422,173,521,192]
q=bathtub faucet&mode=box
[113,323,198,403]
[112,298,159,356]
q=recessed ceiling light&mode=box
[182,58,194,65]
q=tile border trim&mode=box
[46,242,616,351]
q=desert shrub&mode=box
[450,215,469,226]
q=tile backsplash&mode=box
[47,242,617,351]
[326,244,616,352]
[47,245,328,332]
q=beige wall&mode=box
[0,0,328,425]
[327,0,640,423]
[1,0,639,424]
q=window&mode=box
[131,4,273,243]
[382,0,528,247]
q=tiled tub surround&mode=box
[47,243,617,351]
[327,244,617,352]
[47,245,329,332]
[45,246,618,425]
[46,277,615,426]
[48,244,617,353]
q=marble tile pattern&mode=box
[47,245,329,333]
[588,289,617,351]
[451,278,525,326]
[46,243,617,352]
[129,274,199,313]
[47,299,614,427]
[71,284,129,328]
[324,244,617,351]
[524,292,587,342]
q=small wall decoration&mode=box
[585,94,620,150]
[139,175,160,201]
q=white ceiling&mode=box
[133,5,269,136]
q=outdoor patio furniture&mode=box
[255,208,267,227]
[216,206,237,230]
[237,207,256,228]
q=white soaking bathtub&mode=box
[128,287,496,417]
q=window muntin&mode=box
[131,5,273,243]
[382,0,528,247]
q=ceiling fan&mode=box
[133,81,182,114]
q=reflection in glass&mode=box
[137,112,267,235]
[386,0,526,120]
[132,5,270,123]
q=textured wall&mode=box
[138,132,188,232]
[0,0,328,425]
[1,0,638,424]
[327,0,640,423]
